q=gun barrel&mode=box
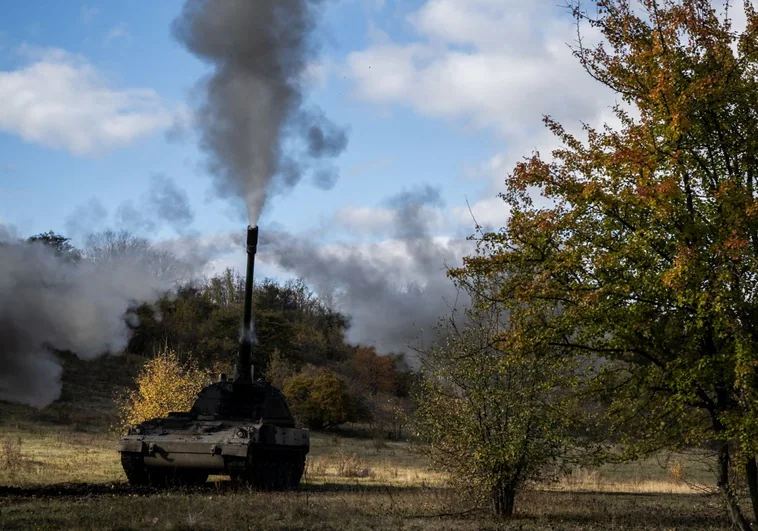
[234,225,258,385]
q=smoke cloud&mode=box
[172,0,348,223]
[146,174,195,231]
[260,186,473,356]
[0,228,200,408]
[66,174,195,239]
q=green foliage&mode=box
[19,229,409,438]
[452,1,758,527]
[27,231,82,262]
[283,368,370,430]
[125,271,352,374]
[413,274,577,517]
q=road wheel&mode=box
[121,453,149,486]
[147,469,171,488]
[290,453,305,487]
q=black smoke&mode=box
[172,0,348,223]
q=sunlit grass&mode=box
[0,422,716,496]
[0,422,731,530]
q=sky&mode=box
[0,0,670,281]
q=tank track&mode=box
[232,449,306,490]
[121,454,208,487]
[121,449,304,490]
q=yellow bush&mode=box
[116,347,209,433]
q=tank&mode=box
[118,225,309,489]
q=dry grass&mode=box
[0,421,717,494]
[0,353,732,529]
[0,425,123,486]
[303,433,445,487]
[554,453,716,495]
[0,484,731,530]
[0,421,731,529]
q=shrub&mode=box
[116,347,209,433]
[283,368,368,430]
[336,452,373,478]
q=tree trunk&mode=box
[492,481,516,517]
[746,456,758,525]
[717,442,751,531]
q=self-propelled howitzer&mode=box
[118,226,309,489]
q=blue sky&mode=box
[0,0,631,281]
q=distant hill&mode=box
[0,352,146,432]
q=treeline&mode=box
[25,230,413,436]
[127,269,414,435]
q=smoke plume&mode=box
[260,186,473,356]
[173,0,348,223]
[0,228,196,408]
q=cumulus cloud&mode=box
[0,47,176,155]
[344,0,632,232]
[347,0,615,137]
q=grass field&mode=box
[0,355,737,530]
[0,421,732,530]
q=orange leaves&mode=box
[661,245,696,290]
[720,230,751,261]
[352,346,398,396]
[745,199,758,220]
[509,155,551,192]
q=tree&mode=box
[116,346,209,433]
[27,231,81,262]
[456,1,758,527]
[283,368,368,429]
[85,230,184,283]
[414,272,576,518]
[352,346,398,396]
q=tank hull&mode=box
[118,419,309,489]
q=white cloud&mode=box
[347,0,615,138]
[343,0,623,233]
[452,196,509,231]
[0,47,176,155]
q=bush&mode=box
[116,347,209,433]
[283,368,369,430]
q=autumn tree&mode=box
[352,346,398,396]
[457,1,758,527]
[116,347,209,433]
[414,273,578,517]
